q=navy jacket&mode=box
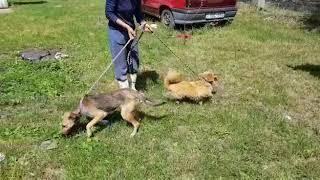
[105,0,144,30]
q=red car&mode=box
[142,0,237,27]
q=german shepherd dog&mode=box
[62,89,162,137]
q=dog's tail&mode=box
[144,98,166,106]
[135,91,166,106]
[164,70,183,89]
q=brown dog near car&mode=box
[164,69,218,102]
[62,88,162,137]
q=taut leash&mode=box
[85,38,134,95]
[85,26,200,95]
[150,31,199,77]
[86,30,145,95]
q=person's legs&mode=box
[127,41,140,90]
[108,28,130,88]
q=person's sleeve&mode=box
[134,0,144,24]
[105,0,118,23]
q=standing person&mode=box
[105,0,152,90]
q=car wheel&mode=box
[161,9,175,28]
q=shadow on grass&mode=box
[302,6,320,32]
[137,111,168,122]
[69,113,120,136]
[136,70,160,91]
[165,92,214,104]
[175,20,232,31]
[288,64,320,78]
[9,1,47,5]
[68,111,168,137]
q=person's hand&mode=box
[140,22,153,33]
[126,26,136,40]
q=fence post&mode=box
[0,0,9,9]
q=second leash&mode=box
[86,30,145,95]
[85,38,134,95]
[151,31,199,77]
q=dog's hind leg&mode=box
[121,102,140,137]
[86,110,107,137]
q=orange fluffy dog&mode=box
[164,70,218,102]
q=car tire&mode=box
[161,9,175,28]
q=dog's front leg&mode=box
[86,110,107,137]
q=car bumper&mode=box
[172,7,237,24]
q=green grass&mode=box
[1,1,320,179]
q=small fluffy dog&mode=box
[164,70,218,102]
[62,89,162,137]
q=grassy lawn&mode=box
[1,0,320,179]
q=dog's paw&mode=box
[130,132,136,138]
[86,131,93,138]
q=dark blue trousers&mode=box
[108,28,139,81]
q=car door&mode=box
[188,0,236,8]
[206,0,236,7]
[142,0,159,17]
